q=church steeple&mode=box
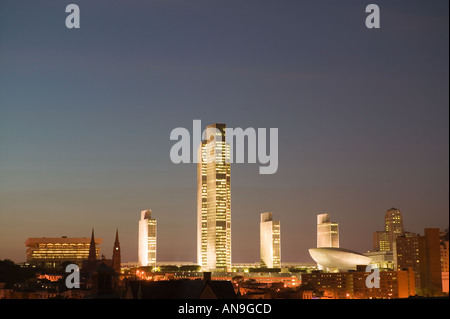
[112,228,121,273]
[88,228,97,266]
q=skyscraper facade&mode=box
[396,228,443,292]
[317,213,339,248]
[260,212,281,268]
[138,210,157,267]
[373,208,404,252]
[385,208,404,248]
[395,232,422,288]
[373,231,390,252]
[197,123,231,272]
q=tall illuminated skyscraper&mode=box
[385,208,404,247]
[260,212,281,268]
[373,208,404,251]
[138,210,157,267]
[317,213,339,248]
[197,123,231,272]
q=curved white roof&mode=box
[309,247,372,271]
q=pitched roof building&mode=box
[124,274,237,299]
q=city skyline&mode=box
[11,205,450,266]
[0,1,448,264]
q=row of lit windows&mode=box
[29,248,91,251]
[36,243,90,247]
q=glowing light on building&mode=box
[373,208,404,252]
[25,237,102,268]
[260,212,281,268]
[197,124,231,272]
[138,210,157,267]
[317,213,339,249]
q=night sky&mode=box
[0,1,448,264]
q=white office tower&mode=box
[317,213,339,248]
[197,124,231,272]
[138,209,157,267]
[260,212,281,268]
[316,213,339,270]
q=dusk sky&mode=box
[0,1,448,264]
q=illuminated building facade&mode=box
[396,232,423,291]
[316,213,339,271]
[373,231,390,252]
[138,210,157,267]
[309,247,371,272]
[25,236,101,268]
[317,213,339,249]
[197,123,231,272]
[260,212,281,268]
[385,208,404,249]
[373,208,404,252]
[396,228,442,292]
[364,250,394,270]
[301,267,415,299]
[301,272,351,299]
[352,266,415,299]
[440,230,449,293]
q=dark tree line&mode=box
[0,259,36,288]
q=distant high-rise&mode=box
[260,212,281,268]
[373,208,404,252]
[138,210,157,267]
[385,208,404,247]
[197,123,231,272]
[317,213,339,248]
[373,231,390,252]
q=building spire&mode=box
[114,227,119,244]
[88,228,97,263]
[112,227,121,273]
[86,228,98,274]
